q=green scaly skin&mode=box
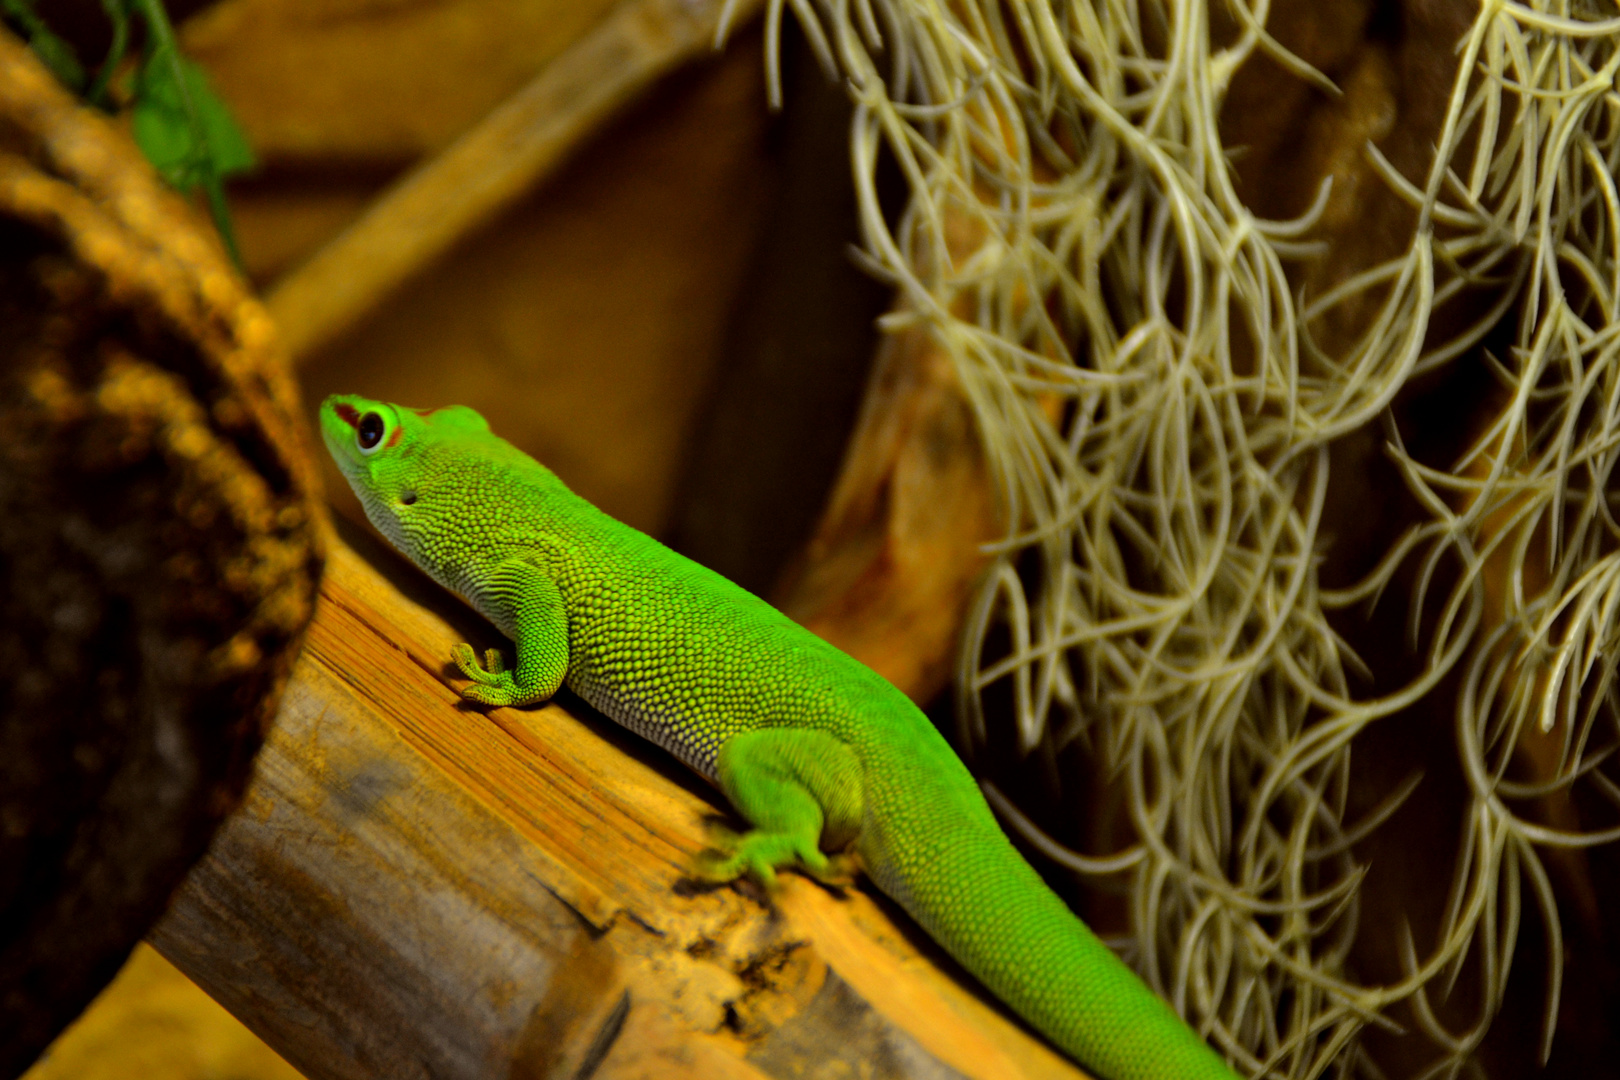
[321,395,1241,1080]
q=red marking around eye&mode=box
[334,403,360,428]
[411,406,448,419]
[385,426,403,448]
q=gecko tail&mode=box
[865,810,1242,1080]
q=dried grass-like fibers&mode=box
[753,0,1620,1075]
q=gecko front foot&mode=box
[451,643,547,707]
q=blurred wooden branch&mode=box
[266,0,764,363]
[150,539,1087,1080]
[773,322,1003,707]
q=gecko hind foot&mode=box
[805,851,860,889]
[696,825,836,893]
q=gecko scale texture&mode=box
[321,395,1242,1080]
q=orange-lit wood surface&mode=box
[150,541,1088,1080]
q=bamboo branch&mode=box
[266,0,763,363]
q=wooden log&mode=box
[0,30,323,1076]
[150,539,1088,1080]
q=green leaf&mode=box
[130,49,255,192]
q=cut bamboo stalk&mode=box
[266,0,764,364]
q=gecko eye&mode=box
[356,412,386,453]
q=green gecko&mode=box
[321,394,1241,1080]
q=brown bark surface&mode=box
[0,30,323,1077]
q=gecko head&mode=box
[320,394,494,536]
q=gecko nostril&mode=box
[400,491,418,506]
